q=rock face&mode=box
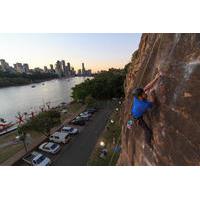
[118,33,200,166]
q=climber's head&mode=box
[133,88,147,100]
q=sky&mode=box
[0,33,141,72]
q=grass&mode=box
[0,130,44,164]
[0,144,24,164]
[68,102,83,113]
[60,102,84,122]
[0,130,18,145]
[87,103,122,166]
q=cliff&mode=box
[118,33,200,166]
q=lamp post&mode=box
[16,126,28,153]
[100,141,105,147]
[110,119,114,124]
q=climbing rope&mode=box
[136,34,163,88]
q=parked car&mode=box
[61,126,79,135]
[49,132,71,144]
[70,117,85,126]
[81,111,92,117]
[86,108,97,114]
[79,112,91,121]
[39,142,61,154]
[23,151,51,166]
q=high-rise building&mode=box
[50,64,54,70]
[14,63,24,73]
[44,66,48,72]
[61,60,66,72]
[61,60,70,77]
[67,62,71,70]
[77,69,82,76]
[71,67,76,76]
[67,62,71,76]
[0,59,10,72]
[23,63,29,73]
[55,60,63,78]
[49,64,55,74]
[82,63,85,75]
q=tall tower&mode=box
[82,63,85,75]
[66,62,71,76]
[61,60,65,71]
[55,60,62,78]
[0,59,9,72]
[67,62,71,71]
[23,64,29,73]
[50,64,54,71]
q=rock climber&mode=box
[130,72,162,147]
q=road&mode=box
[14,101,116,166]
[53,101,115,166]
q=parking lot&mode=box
[14,101,116,166]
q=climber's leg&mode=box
[138,117,153,146]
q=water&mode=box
[0,77,91,122]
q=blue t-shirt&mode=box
[131,97,153,119]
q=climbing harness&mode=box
[127,119,133,129]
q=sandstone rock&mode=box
[118,33,200,166]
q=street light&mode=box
[16,126,28,152]
[100,141,105,147]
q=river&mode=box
[0,77,91,122]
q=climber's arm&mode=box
[144,72,161,92]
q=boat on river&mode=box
[0,119,16,136]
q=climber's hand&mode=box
[155,72,162,79]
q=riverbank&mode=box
[0,77,57,88]
[0,71,59,88]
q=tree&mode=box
[71,69,126,102]
[22,110,61,137]
[85,95,96,107]
[17,126,28,153]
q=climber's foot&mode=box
[147,141,153,150]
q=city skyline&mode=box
[0,58,91,74]
[0,58,92,77]
[0,33,141,72]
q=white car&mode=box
[23,151,51,166]
[49,132,71,144]
[39,142,61,154]
[80,111,92,117]
[79,112,91,121]
[61,126,79,135]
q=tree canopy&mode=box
[71,68,126,102]
[0,71,58,88]
[21,110,61,137]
